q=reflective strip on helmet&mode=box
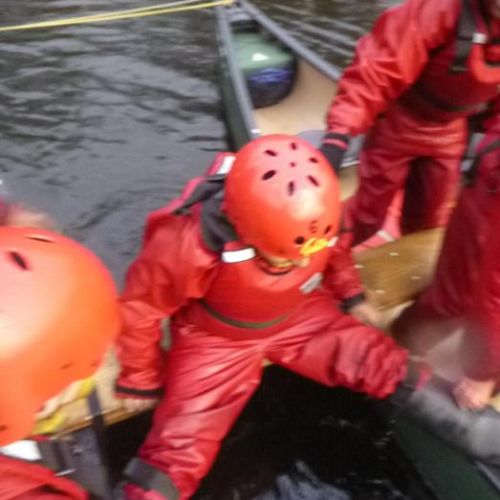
[221,247,256,263]
[216,155,235,175]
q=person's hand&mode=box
[121,397,160,413]
[349,301,382,328]
[453,376,496,410]
[6,204,57,230]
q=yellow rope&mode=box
[0,0,233,33]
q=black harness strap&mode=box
[451,0,481,73]
[173,174,238,253]
[173,174,226,215]
[412,80,488,113]
[465,138,500,184]
[200,189,238,253]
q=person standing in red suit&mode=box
[114,135,425,500]
[320,0,500,246]
[393,116,500,410]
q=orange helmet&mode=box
[0,227,120,445]
[224,134,340,259]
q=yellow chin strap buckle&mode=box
[300,237,329,257]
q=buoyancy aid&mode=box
[194,241,333,336]
[400,0,500,121]
[168,153,337,338]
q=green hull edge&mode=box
[395,418,500,500]
[217,64,252,150]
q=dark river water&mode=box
[0,0,398,281]
[0,2,425,499]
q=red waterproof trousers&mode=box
[343,102,467,246]
[325,0,500,246]
[136,291,407,499]
[395,123,500,380]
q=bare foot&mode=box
[453,376,496,410]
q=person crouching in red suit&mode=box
[115,135,425,500]
[320,0,500,246]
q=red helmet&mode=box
[0,227,121,445]
[224,134,340,259]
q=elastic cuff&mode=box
[323,138,348,149]
[323,132,350,148]
[124,458,180,500]
[115,384,164,398]
[341,293,366,313]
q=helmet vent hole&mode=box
[290,142,298,151]
[0,425,7,432]
[324,225,332,234]
[307,175,319,187]
[290,162,297,168]
[262,170,276,181]
[287,181,295,196]
[309,157,319,164]
[27,235,54,243]
[295,236,305,245]
[60,362,73,370]
[9,251,29,271]
[265,149,277,157]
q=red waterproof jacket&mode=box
[116,155,365,395]
[327,0,500,137]
[0,455,87,499]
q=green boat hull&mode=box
[396,418,500,500]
